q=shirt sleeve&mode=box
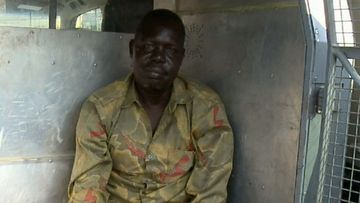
[186,102,234,203]
[68,97,113,203]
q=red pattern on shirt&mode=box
[213,106,224,127]
[89,130,105,138]
[159,155,190,182]
[84,189,96,203]
[124,135,146,159]
[89,124,106,138]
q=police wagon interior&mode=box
[1,0,360,202]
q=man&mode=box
[68,9,233,203]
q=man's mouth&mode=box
[145,67,166,79]
[148,71,161,79]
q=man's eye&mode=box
[143,44,155,52]
[166,48,178,55]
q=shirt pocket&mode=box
[146,147,195,183]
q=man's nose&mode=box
[151,46,166,63]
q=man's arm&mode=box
[68,97,113,203]
[186,102,234,203]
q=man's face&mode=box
[130,23,185,93]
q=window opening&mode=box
[75,8,102,31]
[0,0,50,28]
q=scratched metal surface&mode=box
[0,27,132,202]
[179,6,305,203]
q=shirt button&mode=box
[147,154,154,161]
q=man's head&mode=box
[129,9,185,94]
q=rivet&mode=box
[93,63,97,67]
[261,185,265,190]
[237,70,241,74]
[119,35,123,39]
[48,159,53,163]
[51,61,56,65]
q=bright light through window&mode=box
[334,0,354,46]
[0,0,51,28]
[308,0,327,29]
[75,8,103,32]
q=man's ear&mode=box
[129,39,134,58]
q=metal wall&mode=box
[173,1,305,203]
[0,0,307,202]
[0,28,132,202]
[156,0,305,202]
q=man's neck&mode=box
[135,83,172,133]
[135,84,172,108]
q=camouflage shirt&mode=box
[68,74,233,203]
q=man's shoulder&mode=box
[88,78,128,106]
[179,77,223,105]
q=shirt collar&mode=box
[122,74,140,108]
[121,74,191,112]
[168,76,191,112]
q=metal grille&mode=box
[319,0,360,202]
[320,61,357,202]
[333,0,355,47]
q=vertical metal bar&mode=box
[326,3,354,201]
[325,0,337,46]
[294,0,317,202]
[49,0,57,29]
[339,0,346,46]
